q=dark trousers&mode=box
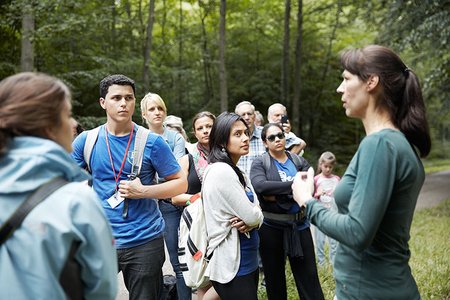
[259,223,324,300]
[159,200,192,300]
[117,237,165,300]
[212,269,259,300]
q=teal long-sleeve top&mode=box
[306,129,423,300]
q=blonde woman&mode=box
[141,92,191,299]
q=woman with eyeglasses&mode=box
[250,123,324,300]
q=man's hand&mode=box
[119,177,144,199]
[281,120,291,133]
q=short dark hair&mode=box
[208,112,248,187]
[99,74,135,98]
[261,123,283,141]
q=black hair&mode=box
[208,112,248,187]
[340,45,431,157]
[261,123,284,141]
[99,74,136,99]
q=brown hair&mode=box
[0,72,70,155]
[340,45,431,157]
[192,111,216,132]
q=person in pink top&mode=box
[313,151,340,267]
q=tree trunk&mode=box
[176,0,184,115]
[20,2,34,72]
[309,0,341,145]
[199,2,214,107]
[282,0,291,106]
[159,0,169,64]
[111,0,117,56]
[143,0,156,89]
[292,0,303,135]
[219,0,228,112]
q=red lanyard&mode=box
[105,124,134,191]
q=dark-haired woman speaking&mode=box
[293,45,431,300]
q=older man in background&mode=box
[267,103,306,155]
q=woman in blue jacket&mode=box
[0,72,117,299]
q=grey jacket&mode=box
[202,162,263,283]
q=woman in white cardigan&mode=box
[202,112,264,300]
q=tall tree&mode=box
[176,0,184,115]
[110,0,117,56]
[20,1,34,72]
[281,0,291,105]
[219,0,228,112]
[198,0,215,106]
[143,0,156,88]
[292,0,303,135]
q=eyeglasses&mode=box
[266,132,285,142]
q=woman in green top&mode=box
[293,45,431,300]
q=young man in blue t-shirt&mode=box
[72,74,187,300]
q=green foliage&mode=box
[410,199,450,299]
[422,158,450,174]
[0,0,448,164]
[377,0,450,148]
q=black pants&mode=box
[212,269,259,300]
[259,223,324,300]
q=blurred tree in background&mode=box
[0,0,448,168]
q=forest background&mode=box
[1,0,449,169]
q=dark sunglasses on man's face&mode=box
[266,132,285,142]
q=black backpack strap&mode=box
[0,177,68,246]
[287,152,310,171]
[262,152,271,172]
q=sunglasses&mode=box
[266,132,285,142]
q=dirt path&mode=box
[416,169,450,210]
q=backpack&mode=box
[83,125,149,177]
[178,195,213,289]
[262,151,308,172]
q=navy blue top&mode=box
[236,188,260,276]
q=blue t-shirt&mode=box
[72,124,180,248]
[236,188,260,276]
[273,158,309,230]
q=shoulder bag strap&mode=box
[262,152,271,172]
[0,177,69,246]
[132,125,149,177]
[122,125,149,219]
[83,126,101,172]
